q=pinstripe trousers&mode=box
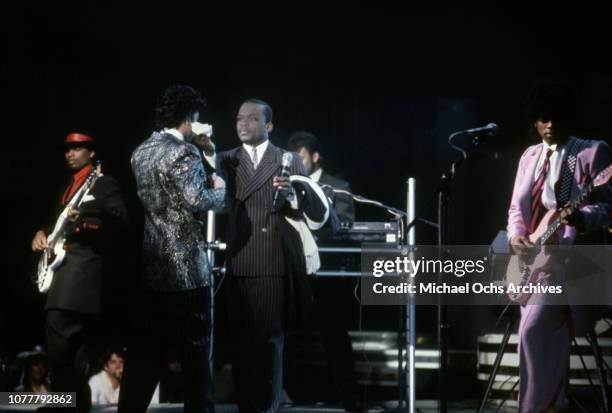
[228,276,285,413]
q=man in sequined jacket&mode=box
[119,85,225,413]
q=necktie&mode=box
[528,148,553,233]
[251,146,258,169]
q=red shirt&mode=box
[61,164,93,205]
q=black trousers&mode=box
[118,287,214,413]
[228,277,285,413]
[45,309,95,413]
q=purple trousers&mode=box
[518,304,571,412]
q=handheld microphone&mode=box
[272,152,293,210]
[462,123,498,136]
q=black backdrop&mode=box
[2,2,612,354]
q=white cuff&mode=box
[203,153,216,168]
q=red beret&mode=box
[65,133,95,144]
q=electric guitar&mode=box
[36,162,101,293]
[505,165,612,304]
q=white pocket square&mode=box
[82,194,96,203]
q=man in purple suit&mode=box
[507,81,612,412]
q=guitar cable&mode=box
[493,379,519,413]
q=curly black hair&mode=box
[525,80,580,130]
[154,85,206,130]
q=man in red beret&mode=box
[31,132,129,413]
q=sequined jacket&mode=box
[131,131,225,291]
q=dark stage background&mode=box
[1,1,612,366]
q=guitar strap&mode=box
[556,137,589,206]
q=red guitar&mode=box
[505,165,612,304]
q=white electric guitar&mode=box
[36,162,101,293]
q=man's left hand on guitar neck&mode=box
[559,202,586,232]
[67,207,80,222]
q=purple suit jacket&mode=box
[507,136,612,243]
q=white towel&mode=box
[284,175,330,274]
[285,217,320,274]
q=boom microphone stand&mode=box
[405,123,498,413]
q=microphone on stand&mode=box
[460,122,499,136]
[448,123,499,178]
[272,152,293,210]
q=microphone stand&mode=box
[322,184,434,413]
[404,130,491,413]
[320,185,407,219]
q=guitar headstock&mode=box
[593,165,612,188]
[85,160,102,185]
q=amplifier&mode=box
[316,221,401,277]
[327,221,400,244]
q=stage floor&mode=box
[0,401,518,412]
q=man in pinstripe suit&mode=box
[202,99,329,413]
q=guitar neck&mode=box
[48,191,84,243]
[48,162,100,243]
[69,182,90,208]
[538,181,594,244]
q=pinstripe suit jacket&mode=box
[217,142,328,278]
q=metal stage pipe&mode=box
[206,210,216,371]
[407,177,416,413]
